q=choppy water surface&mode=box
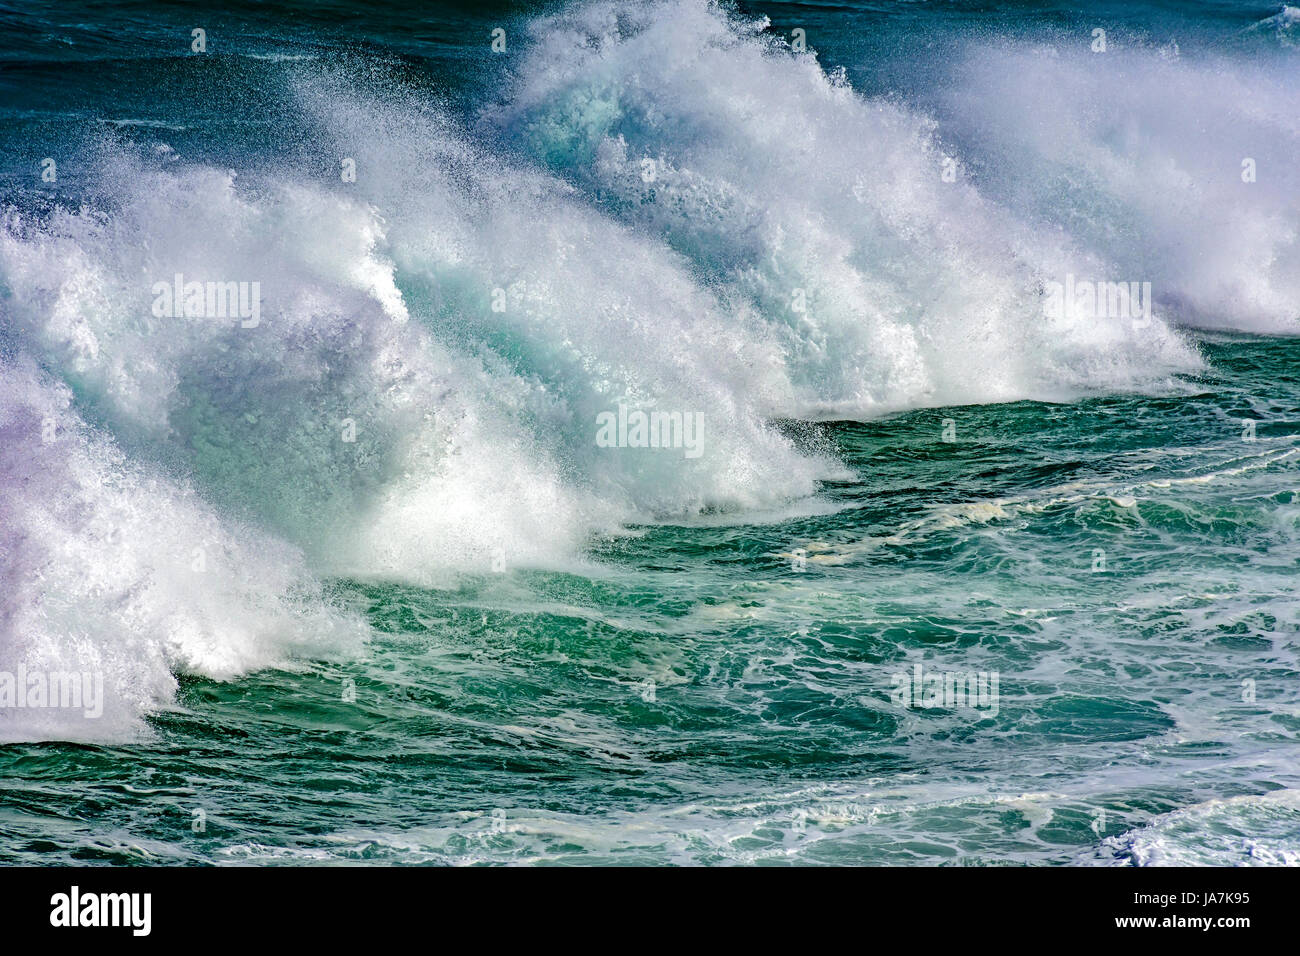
[1,1,1297,864]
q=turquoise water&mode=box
[1,0,1298,865]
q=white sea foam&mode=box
[1086,790,1300,866]
[0,70,836,739]
[938,37,1300,332]
[490,0,1204,417]
[0,362,365,742]
[1,0,1295,743]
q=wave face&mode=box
[932,39,1300,333]
[490,0,1204,416]
[0,360,366,741]
[0,0,1295,757]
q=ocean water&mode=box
[0,0,1297,865]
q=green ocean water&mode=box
[2,334,1296,865]
[2,0,1299,866]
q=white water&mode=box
[937,38,1300,332]
[492,0,1209,416]
[1,0,1295,741]
[0,360,367,741]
